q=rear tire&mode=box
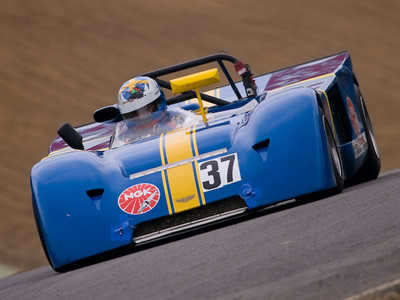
[351,85,381,183]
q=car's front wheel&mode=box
[324,117,344,193]
[296,116,344,202]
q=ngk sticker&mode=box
[118,183,160,215]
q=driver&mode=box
[114,76,193,145]
[118,76,168,130]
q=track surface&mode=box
[1,171,399,300]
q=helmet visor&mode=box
[121,95,165,123]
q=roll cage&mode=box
[90,53,257,125]
[141,53,256,106]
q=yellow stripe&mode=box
[270,73,336,92]
[192,126,200,156]
[44,135,112,160]
[159,133,172,215]
[164,129,201,213]
[192,125,206,205]
[41,148,76,160]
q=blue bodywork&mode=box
[31,52,374,270]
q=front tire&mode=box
[296,116,343,202]
[324,117,344,193]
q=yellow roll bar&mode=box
[170,68,220,124]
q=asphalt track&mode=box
[1,171,399,300]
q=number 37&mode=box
[198,153,241,192]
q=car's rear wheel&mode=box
[350,85,381,183]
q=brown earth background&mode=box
[0,0,399,274]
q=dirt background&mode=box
[0,0,399,273]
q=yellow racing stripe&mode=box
[159,133,173,215]
[164,128,201,213]
[270,73,336,93]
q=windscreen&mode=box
[111,107,200,148]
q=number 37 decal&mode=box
[198,153,241,192]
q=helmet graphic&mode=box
[117,76,167,127]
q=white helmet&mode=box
[117,76,167,126]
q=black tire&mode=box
[351,85,381,183]
[323,117,344,193]
[32,200,53,269]
[33,200,67,272]
[296,117,343,202]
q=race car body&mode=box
[31,52,380,271]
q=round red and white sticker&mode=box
[118,183,160,215]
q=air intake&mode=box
[252,138,270,161]
[86,189,104,201]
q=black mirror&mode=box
[57,123,84,150]
[93,106,121,123]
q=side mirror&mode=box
[57,123,84,150]
[93,106,121,123]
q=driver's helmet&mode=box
[117,76,167,127]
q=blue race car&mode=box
[31,52,380,271]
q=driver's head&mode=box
[117,76,167,127]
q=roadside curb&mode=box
[0,264,18,279]
[344,278,400,300]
